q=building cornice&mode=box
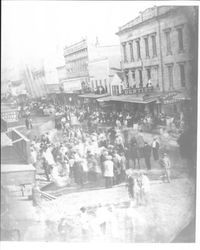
[116,6,179,36]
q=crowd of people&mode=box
[18,97,185,134]
[29,102,173,193]
[20,100,174,242]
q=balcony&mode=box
[122,86,160,95]
[121,60,142,69]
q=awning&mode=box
[97,95,158,104]
[174,92,191,101]
[1,133,12,147]
[160,91,191,104]
[78,93,109,99]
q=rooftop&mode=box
[117,6,177,34]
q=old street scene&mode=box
[1,1,198,243]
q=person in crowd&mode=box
[120,151,127,182]
[80,207,91,241]
[58,218,72,241]
[45,220,58,241]
[129,142,140,169]
[30,146,38,168]
[143,142,152,170]
[159,152,171,183]
[139,171,150,205]
[136,132,145,159]
[103,155,114,188]
[41,157,51,182]
[152,136,160,161]
[126,169,134,200]
[25,117,29,129]
[96,204,109,236]
[112,150,122,185]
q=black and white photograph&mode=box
[1,0,199,244]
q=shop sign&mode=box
[161,92,182,104]
[123,88,136,95]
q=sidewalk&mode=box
[11,177,195,242]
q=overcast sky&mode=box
[2,0,197,70]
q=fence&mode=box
[1,109,19,122]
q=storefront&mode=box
[160,92,191,115]
[97,94,159,115]
[78,93,110,110]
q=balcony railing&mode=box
[122,86,160,95]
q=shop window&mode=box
[112,86,119,96]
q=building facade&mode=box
[62,39,89,93]
[61,39,121,107]
[116,6,197,114]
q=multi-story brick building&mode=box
[115,6,197,115]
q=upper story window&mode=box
[91,80,94,90]
[129,41,134,62]
[164,29,172,55]
[167,64,174,90]
[136,39,141,60]
[147,68,151,80]
[179,63,186,87]
[151,35,157,57]
[177,27,184,52]
[144,37,150,58]
[138,69,143,86]
[125,71,129,87]
[131,70,135,81]
[122,43,127,62]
